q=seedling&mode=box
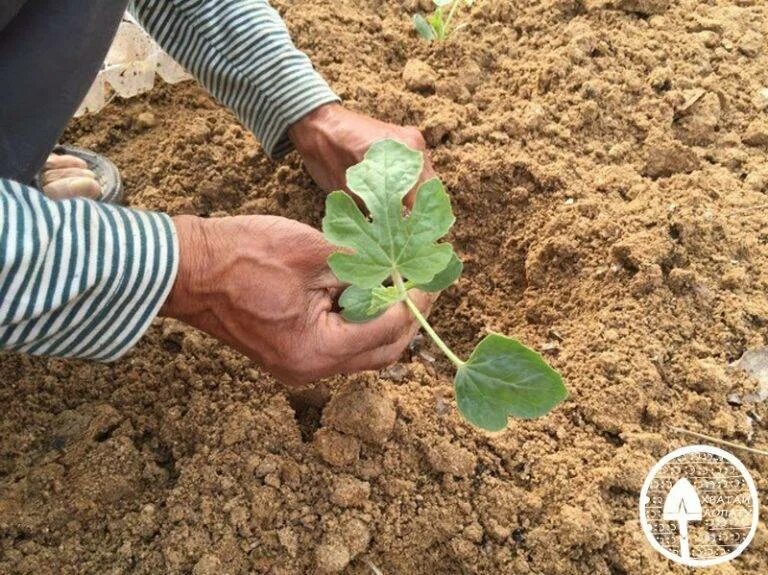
[413,0,474,42]
[322,139,567,431]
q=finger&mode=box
[324,287,435,356]
[43,153,88,171]
[42,177,101,200]
[41,167,97,186]
[339,327,416,374]
[333,291,435,373]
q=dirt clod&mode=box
[402,58,437,93]
[322,382,396,445]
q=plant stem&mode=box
[443,0,462,36]
[393,272,466,368]
[671,427,768,458]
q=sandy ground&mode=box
[2,0,768,573]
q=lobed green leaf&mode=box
[415,253,463,292]
[322,140,456,290]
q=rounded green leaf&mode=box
[455,334,567,431]
[339,286,386,322]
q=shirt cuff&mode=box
[263,78,341,159]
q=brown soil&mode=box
[2,0,768,573]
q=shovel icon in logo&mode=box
[663,478,703,560]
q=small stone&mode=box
[697,31,720,49]
[667,268,698,293]
[745,167,768,192]
[541,341,560,355]
[315,543,350,574]
[614,0,670,16]
[136,111,157,129]
[192,555,222,575]
[330,475,371,508]
[339,518,371,557]
[642,140,700,178]
[674,91,721,145]
[727,393,743,407]
[743,120,768,147]
[425,439,477,477]
[313,428,360,467]
[187,119,212,144]
[738,30,763,58]
[521,102,547,131]
[278,527,299,558]
[381,363,409,382]
[402,59,437,93]
[264,472,281,489]
[720,266,748,290]
[756,88,768,111]
[463,522,484,544]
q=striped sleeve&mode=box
[128,0,340,159]
[0,179,178,362]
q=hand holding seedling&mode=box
[322,140,567,431]
[161,214,432,387]
[289,103,433,208]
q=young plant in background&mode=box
[322,140,567,431]
[413,0,474,42]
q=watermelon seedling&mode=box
[413,0,474,42]
[322,139,567,431]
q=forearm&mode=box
[129,0,339,158]
[0,178,177,361]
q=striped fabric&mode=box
[0,179,177,361]
[1,0,339,361]
[129,0,340,158]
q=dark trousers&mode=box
[0,0,128,183]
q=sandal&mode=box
[35,144,123,204]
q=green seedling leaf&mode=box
[339,286,384,322]
[339,285,403,323]
[412,14,436,41]
[323,139,567,431]
[323,140,455,288]
[415,0,472,42]
[414,253,463,292]
[428,9,446,40]
[455,334,568,431]
[339,255,461,320]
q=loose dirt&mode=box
[2,1,768,573]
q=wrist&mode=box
[160,215,213,320]
[288,102,343,159]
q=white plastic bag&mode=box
[75,14,191,116]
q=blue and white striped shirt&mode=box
[0,0,339,361]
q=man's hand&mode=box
[161,215,431,387]
[288,103,434,207]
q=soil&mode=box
[2,0,768,573]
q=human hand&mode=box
[161,215,432,387]
[288,103,434,207]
